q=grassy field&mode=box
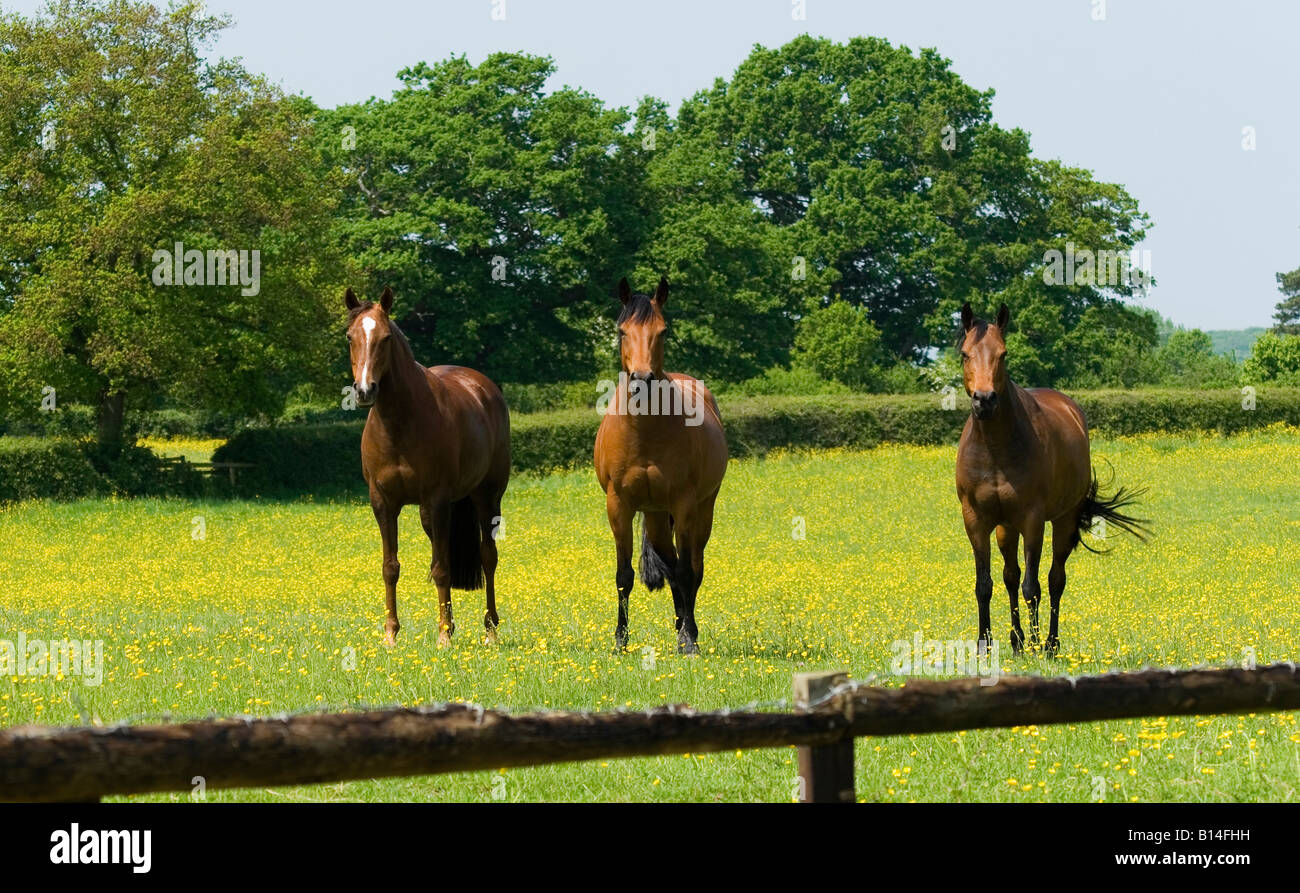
[2,428,1299,802]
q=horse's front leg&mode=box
[420,500,456,647]
[606,489,634,653]
[962,506,994,652]
[372,493,402,647]
[996,525,1025,654]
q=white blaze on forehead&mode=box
[359,316,377,388]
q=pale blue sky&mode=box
[7,0,1297,330]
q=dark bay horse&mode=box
[345,287,511,647]
[594,277,727,654]
[955,303,1148,656]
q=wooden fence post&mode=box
[793,670,855,803]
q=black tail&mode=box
[447,496,484,590]
[1074,467,1151,554]
[639,515,674,591]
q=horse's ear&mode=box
[618,278,631,306]
[345,288,360,311]
[653,276,669,307]
[960,302,974,332]
[379,286,394,313]
[996,303,1010,331]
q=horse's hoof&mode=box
[678,641,700,656]
[382,632,398,648]
[1044,637,1060,658]
[1009,631,1025,656]
[613,633,628,654]
[483,627,498,646]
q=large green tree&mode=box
[670,35,1153,384]
[0,0,348,450]
[318,53,650,384]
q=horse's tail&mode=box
[639,514,674,591]
[447,496,484,590]
[1074,466,1151,554]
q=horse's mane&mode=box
[617,293,662,327]
[349,302,417,366]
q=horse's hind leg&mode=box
[420,500,456,647]
[673,493,715,656]
[1045,515,1077,657]
[996,525,1025,654]
[472,483,505,643]
[642,511,682,630]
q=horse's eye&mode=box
[960,352,969,361]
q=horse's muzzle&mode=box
[971,389,998,419]
[354,382,376,406]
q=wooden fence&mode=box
[157,454,254,485]
[2,663,1296,802]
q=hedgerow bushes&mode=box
[204,388,1300,498]
[4,388,1295,501]
[0,439,204,502]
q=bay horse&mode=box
[345,287,511,648]
[594,277,727,655]
[955,302,1148,656]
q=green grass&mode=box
[1,428,1298,802]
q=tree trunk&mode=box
[95,389,126,454]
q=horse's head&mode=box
[344,286,397,406]
[959,302,1010,420]
[617,276,669,382]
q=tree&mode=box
[1273,265,1300,335]
[1059,303,1160,389]
[317,53,649,384]
[0,0,348,451]
[671,35,1153,372]
[1243,332,1300,386]
[628,98,798,383]
[1156,328,1239,388]
[792,300,884,389]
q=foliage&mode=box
[1242,333,1300,386]
[1273,265,1300,335]
[198,388,1300,497]
[317,53,647,384]
[0,436,202,501]
[1154,329,1240,389]
[0,0,349,451]
[792,300,885,389]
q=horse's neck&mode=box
[613,376,680,431]
[374,359,438,432]
[972,383,1033,451]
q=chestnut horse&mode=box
[594,277,727,654]
[345,287,510,648]
[955,302,1148,656]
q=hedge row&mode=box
[0,404,243,440]
[0,439,205,502]
[206,387,1300,499]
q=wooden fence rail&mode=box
[1,663,1296,802]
